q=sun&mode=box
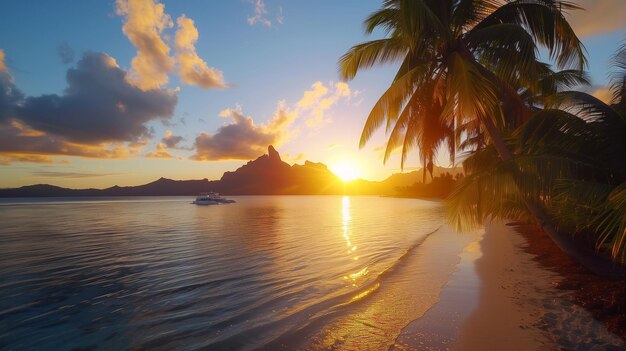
[330,160,361,182]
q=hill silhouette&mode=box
[0,146,461,197]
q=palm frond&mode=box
[609,41,626,110]
[553,91,625,125]
[359,62,430,147]
[451,0,500,32]
[475,0,587,70]
[467,23,539,84]
[364,7,400,35]
[339,39,407,80]
[445,52,500,127]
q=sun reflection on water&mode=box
[348,267,368,280]
[342,196,352,250]
[342,196,368,287]
[350,282,380,302]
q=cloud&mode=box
[0,49,6,72]
[18,51,177,144]
[566,1,626,37]
[174,15,227,89]
[0,51,177,164]
[116,0,174,90]
[247,0,272,27]
[0,120,132,163]
[189,81,353,161]
[0,51,24,121]
[191,102,296,161]
[161,130,185,148]
[31,171,122,178]
[283,152,305,163]
[276,6,284,25]
[0,154,56,165]
[57,42,75,64]
[146,142,173,158]
[296,81,352,127]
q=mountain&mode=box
[0,178,220,197]
[344,166,464,195]
[218,145,343,194]
[0,146,462,197]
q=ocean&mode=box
[0,195,465,350]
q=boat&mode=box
[192,192,236,205]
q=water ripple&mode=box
[0,195,444,350]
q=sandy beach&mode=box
[450,222,625,350]
[389,220,625,350]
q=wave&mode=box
[189,226,444,351]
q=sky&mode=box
[0,0,624,188]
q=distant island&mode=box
[0,146,462,198]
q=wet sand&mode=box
[274,226,480,351]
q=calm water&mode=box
[0,196,445,350]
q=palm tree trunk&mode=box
[481,116,626,278]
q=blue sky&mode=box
[0,0,624,188]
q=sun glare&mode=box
[330,161,360,182]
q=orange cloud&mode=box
[175,15,227,89]
[0,154,54,165]
[0,49,6,72]
[10,120,44,136]
[161,130,186,149]
[146,143,173,158]
[267,100,297,131]
[190,80,354,161]
[566,0,626,37]
[191,102,297,161]
[116,0,174,90]
[295,81,353,126]
[31,171,123,178]
[0,121,137,164]
[283,152,305,163]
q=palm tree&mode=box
[447,43,626,270]
[340,0,585,150]
[339,0,604,270]
[538,43,626,262]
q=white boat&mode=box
[192,192,236,205]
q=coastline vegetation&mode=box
[340,0,626,270]
[395,172,461,199]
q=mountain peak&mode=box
[268,145,281,162]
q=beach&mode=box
[273,219,626,350]
[445,222,625,350]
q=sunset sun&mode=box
[330,160,361,182]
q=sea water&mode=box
[0,196,451,350]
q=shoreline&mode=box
[453,221,624,350]
[453,221,552,350]
[307,220,626,350]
